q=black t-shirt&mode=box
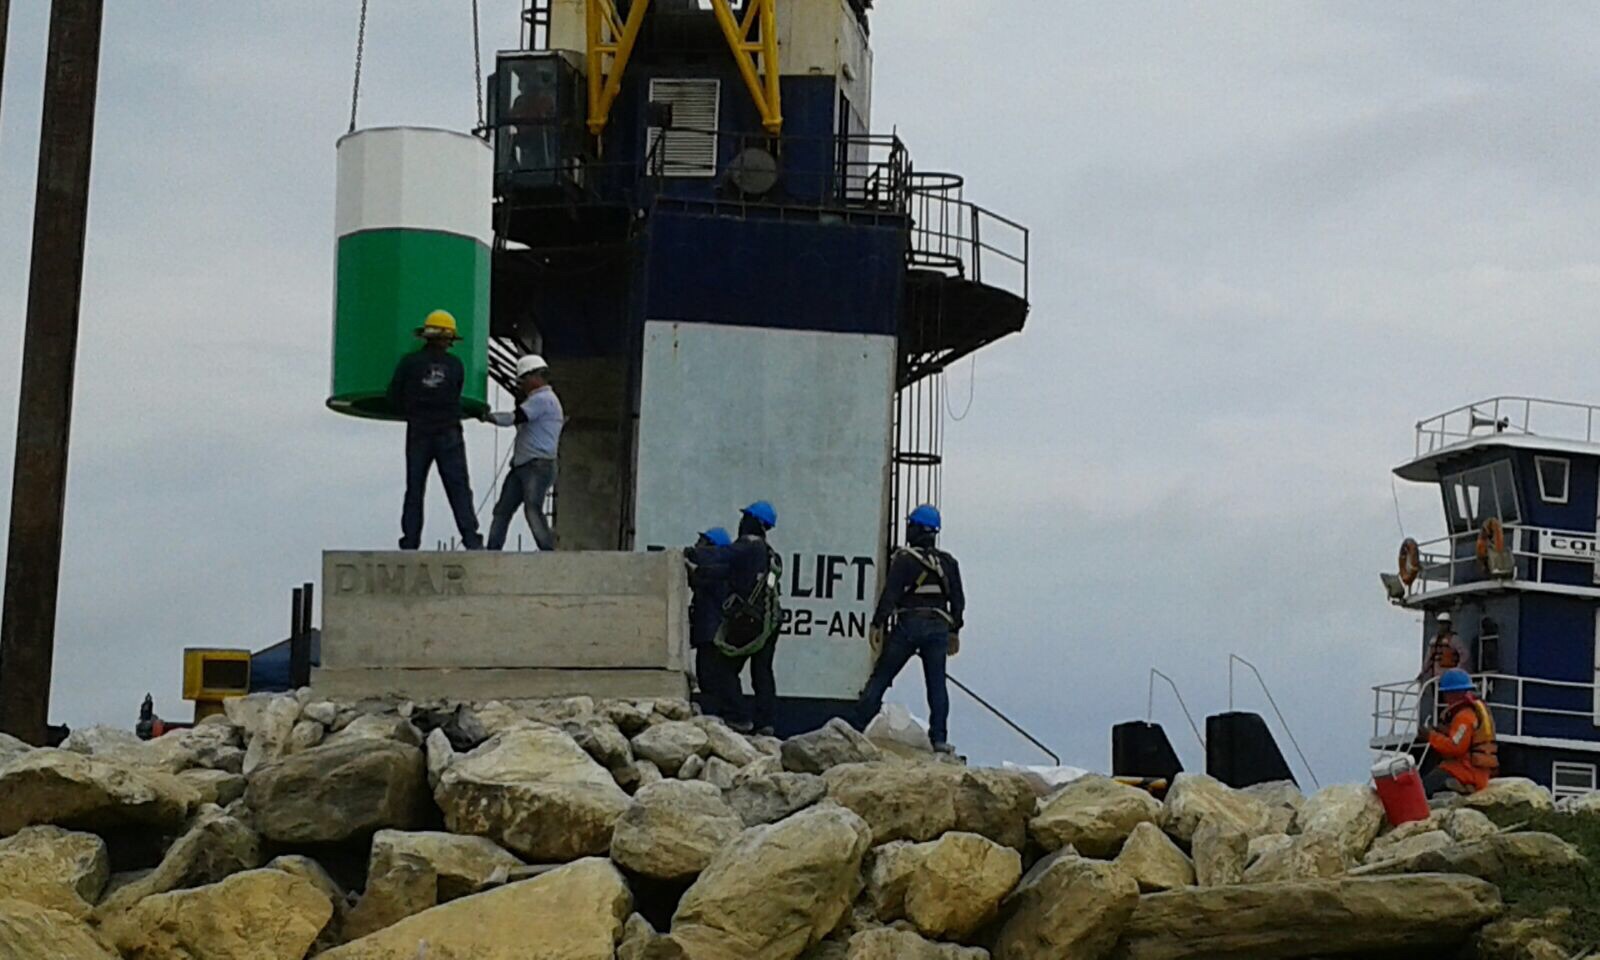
[387,348,465,430]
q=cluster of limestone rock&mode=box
[0,691,1590,959]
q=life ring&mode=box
[1398,538,1422,587]
[1476,518,1506,565]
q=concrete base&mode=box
[312,667,689,702]
[316,550,690,703]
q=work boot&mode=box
[932,741,956,756]
[729,720,754,735]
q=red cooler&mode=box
[1372,753,1430,826]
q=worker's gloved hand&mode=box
[948,631,961,657]
[869,626,884,660]
[487,411,516,427]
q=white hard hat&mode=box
[515,354,549,378]
[1437,611,1452,625]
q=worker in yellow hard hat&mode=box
[386,309,482,549]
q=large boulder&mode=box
[670,803,873,960]
[565,718,636,771]
[1158,774,1274,844]
[1191,820,1248,887]
[1350,832,1584,881]
[822,763,1034,849]
[94,806,262,915]
[1110,875,1502,960]
[1028,775,1161,857]
[725,771,828,826]
[781,719,883,774]
[434,726,632,861]
[342,852,436,943]
[1294,783,1385,863]
[903,832,1021,941]
[1113,821,1194,892]
[1240,831,1346,883]
[265,855,347,952]
[632,721,711,776]
[694,717,764,768]
[610,780,744,881]
[0,749,200,835]
[1364,828,1454,866]
[176,768,247,806]
[0,826,108,918]
[1475,910,1573,960]
[368,829,524,901]
[1459,778,1555,821]
[847,928,989,960]
[1442,807,1498,842]
[861,840,923,921]
[1364,815,1442,862]
[99,868,333,960]
[0,898,117,959]
[319,858,632,960]
[62,725,143,757]
[245,737,427,844]
[67,722,244,775]
[238,694,303,774]
[325,714,424,748]
[0,732,33,769]
[991,852,1139,960]
[1239,781,1303,835]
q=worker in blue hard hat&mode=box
[686,527,738,724]
[388,310,482,550]
[703,501,785,734]
[1420,668,1498,796]
[853,504,966,753]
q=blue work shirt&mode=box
[686,542,731,648]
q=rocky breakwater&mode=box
[0,697,1581,959]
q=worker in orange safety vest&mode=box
[1421,668,1498,795]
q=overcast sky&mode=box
[4,2,1599,783]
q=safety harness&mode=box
[713,542,784,658]
[897,546,954,626]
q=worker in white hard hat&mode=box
[388,310,482,550]
[482,354,564,551]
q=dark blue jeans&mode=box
[856,616,950,745]
[487,458,556,551]
[401,427,482,550]
[696,640,779,731]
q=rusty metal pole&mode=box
[0,0,105,744]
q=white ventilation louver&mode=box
[648,78,720,178]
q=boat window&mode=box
[1536,456,1570,504]
[1441,460,1520,532]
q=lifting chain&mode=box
[472,0,486,136]
[348,0,369,133]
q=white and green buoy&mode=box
[328,126,492,420]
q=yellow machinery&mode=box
[181,648,252,721]
[585,0,781,136]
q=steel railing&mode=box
[1372,672,1598,747]
[1397,522,1598,600]
[907,171,1030,303]
[1416,396,1600,457]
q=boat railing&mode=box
[1397,522,1598,600]
[1372,672,1597,748]
[1416,396,1600,457]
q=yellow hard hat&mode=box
[419,309,459,338]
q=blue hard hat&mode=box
[1439,668,1474,694]
[742,500,778,529]
[908,503,942,532]
[701,527,733,548]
